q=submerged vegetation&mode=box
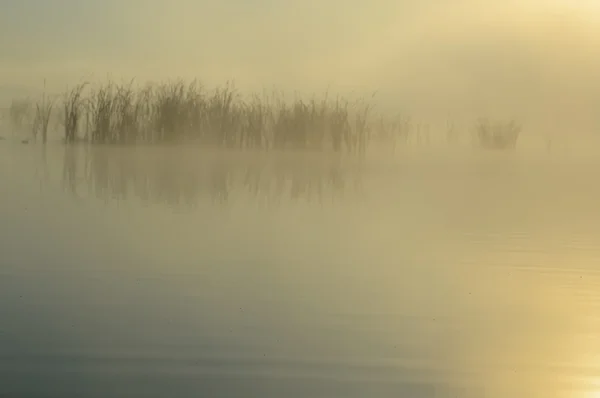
[5,78,522,152]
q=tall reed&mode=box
[33,81,55,144]
[63,83,88,144]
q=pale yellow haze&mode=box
[2,0,600,122]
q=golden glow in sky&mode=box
[1,0,600,125]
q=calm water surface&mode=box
[1,143,600,398]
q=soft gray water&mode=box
[2,143,600,398]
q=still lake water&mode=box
[2,142,600,398]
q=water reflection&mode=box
[61,145,79,197]
[4,144,600,397]
[60,146,364,206]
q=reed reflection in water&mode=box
[4,143,600,398]
[60,146,364,206]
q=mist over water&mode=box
[2,0,600,135]
[2,0,600,396]
[1,142,600,398]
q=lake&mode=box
[1,142,600,398]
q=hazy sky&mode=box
[1,0,599,123]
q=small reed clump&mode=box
[474,118,521,150]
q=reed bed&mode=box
[53,80,379,154]
[8,78,522,152]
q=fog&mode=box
[2,0,600,131]
[4,2,600,396]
